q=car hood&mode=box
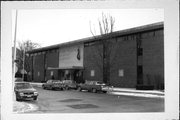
[16,88,37,92]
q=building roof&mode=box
[27,22,164,54]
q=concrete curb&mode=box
[112,88,164,95]
[109,91,164,98]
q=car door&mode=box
[87,81,93,91]
[94,82,101,90]
[46,80,52,89]
[81,81,88,90]
[91,81,96,90]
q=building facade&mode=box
[27,22,164,89]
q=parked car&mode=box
[14,82,38,101]
[77,80,109,93]
[15,77,23,82]
[62,80,77,90]
[42,80,64,90]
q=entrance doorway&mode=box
[74,70,84,83]
[58,69,84,83]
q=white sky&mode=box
[13,9,164,47]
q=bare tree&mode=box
[90,13,116,84]
[16,40,40,77]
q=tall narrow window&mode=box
[118,69,124,77]
[37,71,40,76]
[137,38,143,56]
[137,48,143,56]
[91,70,95,77]
[50,71,54,76]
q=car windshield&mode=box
[53,80,62,83]
[15,83,33,89]
[96,81,105,85]
[63,80,72,83]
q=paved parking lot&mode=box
[15,87,164,113]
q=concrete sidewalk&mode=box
[29,82,164,98]
[13,101,38,113]
[109,88,164,98]
[13,93,38,113]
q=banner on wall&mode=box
[59,44,84,68]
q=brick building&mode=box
[27,22,164,89]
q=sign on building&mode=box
[59,44,84,68]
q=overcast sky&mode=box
[12,9,164,47]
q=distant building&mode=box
[27,22,164,90]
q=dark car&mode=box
[77,80,109,93]
[14,82,38,101]
[15,77,23,82]
[62,80,77,90]
[42,80,64,90]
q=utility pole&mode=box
[12,10,18,84]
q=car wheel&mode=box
[77,87,81,91]
[16,96,21,101]
[33,97,37,100]
[92,88,97,93]
[65,86,69,90]
[102,91,107,93]
[42,85,45,89]
[53,87,56,90]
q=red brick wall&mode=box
[84,43,103,82]
[33,53,45,82]
[45,50,59,80]
[142,29,164,89]
[30,27,164,88]
[110,37,137,88]
[32,50,59,82]
[84,37,137,88]
[83,29,164,89]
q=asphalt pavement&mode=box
[13,86,164,113]
[30,82,164,98]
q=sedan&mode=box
[14,82,38,101]
[77,80,111,93]
[62,80,77,90]
[42,80,64,90]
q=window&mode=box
[47,80,52,83]
[37,72,40,76]
[137,38,143,56]
[50,71,54,76]
[137,48,143,56]
[118,69,124,77]
[91,70,95,77]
